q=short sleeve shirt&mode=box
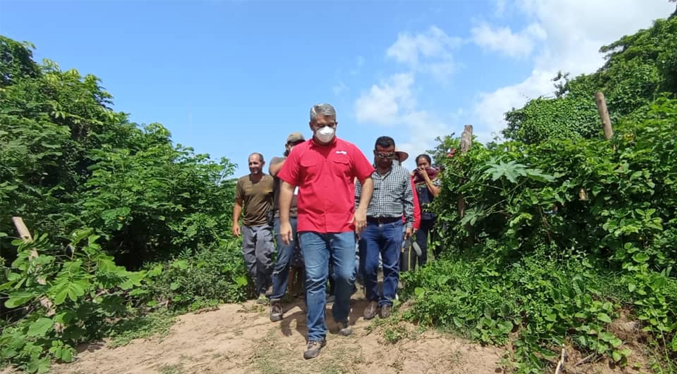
[270,156,299,219]
[277,137,374,233]
[235,174,274,226]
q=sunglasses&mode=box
[375,152,396,159]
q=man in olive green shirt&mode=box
[233,152,275,303]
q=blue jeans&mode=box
[299,231,356,342]
[270,217,298,301]
[359,220,403,307]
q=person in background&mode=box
[394,149,421,274]
[268,132,306,321]
[412,154,441,265]
[356,136,414,320]
[277,103,374,359]
[232,153,275,304]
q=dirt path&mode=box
[50,295,504,374]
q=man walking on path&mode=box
[356,136,414,319]
[268,132,305,321]
[277,103,374,360]
[233,152,275,304]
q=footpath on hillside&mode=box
[42,289,644,374]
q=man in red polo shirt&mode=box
[277,103,374,360]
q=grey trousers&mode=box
[242,224,275,295]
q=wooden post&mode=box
[594,91,613,140]
[460,124,473,154]
[12,217,55,315]
[458,125,473,218]
[12,217,39,258]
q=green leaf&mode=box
[597,313,612,323]
[5,291,37,308]
[612,351,622,362]
[414,287,426,297]
[27,318,54,337]
[52,280,86,305]
[610,338,623,348]
[27,357,51,374]
[54,311,76,325]
[497,320,513,334]
[632,252,650,263]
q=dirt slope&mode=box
[50,296,504,374]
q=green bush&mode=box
[143,239,250,312]
[0,229,146,373]
[412,98,677,372]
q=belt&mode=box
[366,216,401,224]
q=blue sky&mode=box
[1,0,674,176]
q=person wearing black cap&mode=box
[268,132,306,321]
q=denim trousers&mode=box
[270,217,298,300]
[359,220,403,307]
[299,231,356,342]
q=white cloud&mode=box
[386,26,462,81]
[472,0,674,139]
[354,72,456,166]
[354,73,416,126]
[471,22,545,58]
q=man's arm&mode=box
[232,198,243,237]
[411,177,421,230]
[354,176,373,234]
[269,157,285,177]
[279,181,295,245]
[403,175,415,229]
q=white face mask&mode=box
[315,126,335,143]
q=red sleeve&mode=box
[411,177,421,230]
[351,144,375,182]
[277,146,301,186]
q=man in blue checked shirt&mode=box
[355,136,415,319]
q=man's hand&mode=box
[232,222,241,238]
[404,227,413,240]
[280,221,293,245]
[353,209,367,234]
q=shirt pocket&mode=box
[331,156,351,178]
[300,158,319,181]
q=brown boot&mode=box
[363,301,378,320]
[380,304,392,319]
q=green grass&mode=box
[108,310,176,348]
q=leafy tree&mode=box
[503,15,677,144]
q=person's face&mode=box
[374,145,396,169]
[248,154,264,175]
[416,157,430,170]
[309,115,338,143]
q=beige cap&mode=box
[286,132,305,144]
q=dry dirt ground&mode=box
[49,294,505,374]
[44,291,653,374]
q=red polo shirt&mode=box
[277,137,374,233]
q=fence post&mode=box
[594,91,613,140]
[12,217,55,315]
[458,125,473,218]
